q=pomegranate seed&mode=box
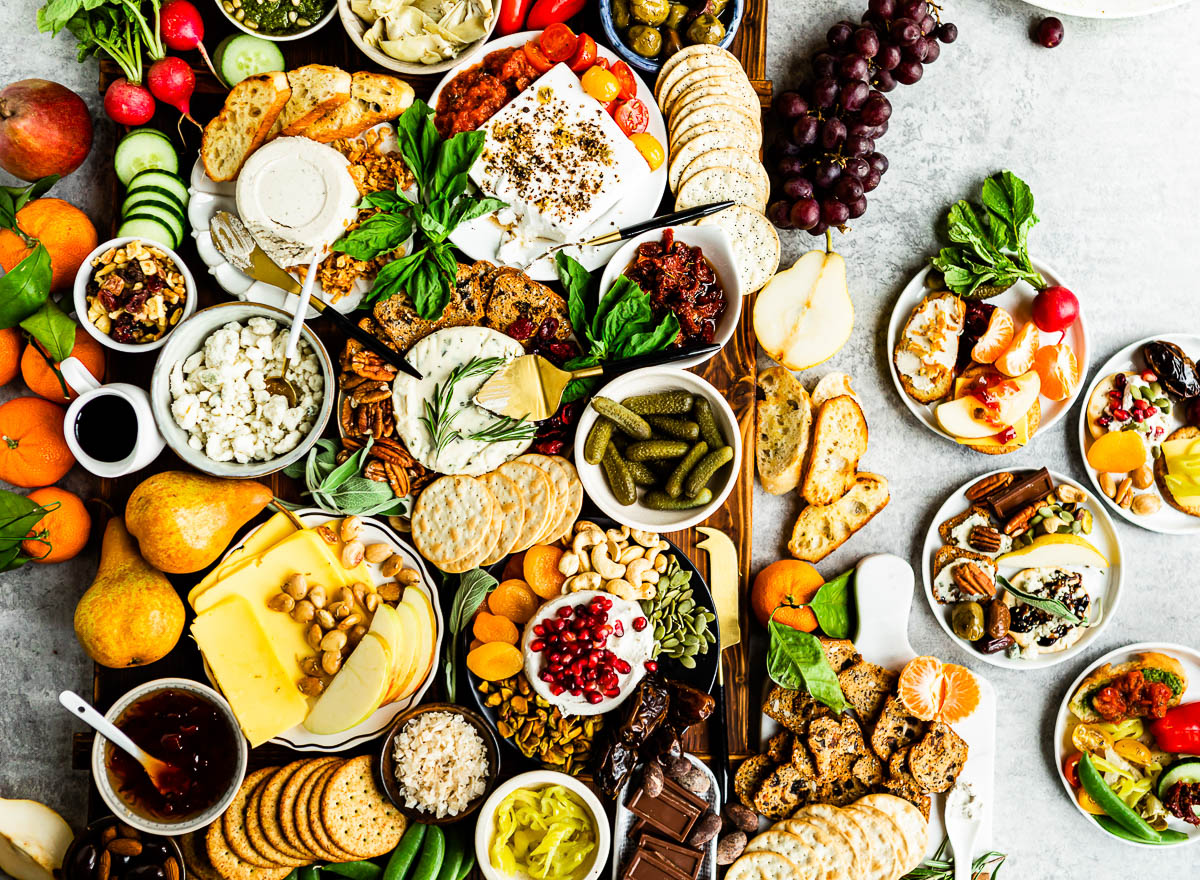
[599,597,612,609]
[1145,405,1157,416]
[557,606,572,618]
[532,623,545,636]
[1142,370,1157,382]
[1132,398,1147,410]
[605,687,620,698]
[550,684,565,696]
[539,670,554,683]
[1156,427,1165,438]
[632,617,648,632]
[1133,410,1145,422]
[593,611,609,624]
[1097,415,1112,427]
[585,690,604,704]
[1115,373,1127,389]
[1113,408,1130,421]
[644,661,658,672]
[530,639,545,652]
[614,620,624,636]
[571,687,582,697]
[615,659,632,674]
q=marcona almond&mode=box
[315,524,338,544]
[298,676,324,697]
[291,600,315,623]
[321,650,343,675]
[306,624,324,649]
[1115,477,1135,507]
[283,573,308,599]
[315,609,336,630]
[308,585,327,609]
[320,630,348,653]
[267,593,295,613]
[365,542,392,563]
[341,540,365,568]
[380,554,405,578]
[1133,465,1155,490]
[1132,493,1162,516]
[378,581,402,602]
[340,516,363,542]
[1098,472,1118,498]
[397,567,420,586]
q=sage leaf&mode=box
[445,568,498,700]
[766,618,849,714]
[996,574,1082,625]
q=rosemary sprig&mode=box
[467,415,536,444]
[418,356,511,455]
[996,574,1083,625]
[902,836,1007,880]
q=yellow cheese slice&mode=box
[188,512,300,606]
[1165,474,1200,504]
[191,595,309,747]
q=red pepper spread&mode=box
[1092,669,1175,721]
[435,47,539,138]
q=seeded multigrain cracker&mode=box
[320,755,407,858]
[411,475,495,569]
[180,831,224,880]
[308,762,362,861]
[222,769,278,868]
[205,820,293,880]
[286,758,338,862]
[258,761,313,862]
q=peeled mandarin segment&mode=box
[523,545,567,599]
[994,321,1039,377]
[937,663,981,723]
[1034,343,1080,401]
[1086,430,1147,473]
[898,655,945,721]
[971,307,1015,364]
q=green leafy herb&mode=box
[902,836,1007,880]
[0,490,58,572]
[996,573,1083,626]
[20,299,77,363]
[808,569,853,639]
[467,416,536,444]
[333,101,506,321]
[0,244,52,330]
[417,355,517,456]
[0,175,61,231]
[445,568,498,699]
[282,438,410,518]
[38,0,166,83]
[930,171,1046,296]
[766,617,849,714]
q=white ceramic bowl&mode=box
[148,301,335,479]
[574,367,741,532]
[597,226,742,370]
[215,0,339,42]
[73,236,198,354]
[338,0,500,76]
[475,770,610,880]
[89,678,248,836]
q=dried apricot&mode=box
[472,611,519,645]
[1086,430,1147,474]
[523,545,567,599]
[503,551,527,582]
[466,641,524,681]
[469,638,484,652]
[488,579,540,624]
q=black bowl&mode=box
[62,816,186,880]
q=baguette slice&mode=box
[756,366,813,495]
[276,65,353,136]
[802,395,868,506]
[788,473,889,562]
[201,71,292,182]
[1068,651,1188,722]
[302,72,415,143]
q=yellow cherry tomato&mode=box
[629,133,665,171]
[581,66,621,103]
[1114,738,1153,765]
[1077,786,1107,815]
[1072,723,1114,755]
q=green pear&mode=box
[125,471,273,574]
[74,518,185,668]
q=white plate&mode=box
[206,508,442,752]
[1053,641,1200,848]
[886,262,1088,450]
[1021,0,1193,17]
[611,756,718,880]
[1077,333,1200,535]
[921,469,1123,670]
[761,554,997,861]
[429,31,669,280]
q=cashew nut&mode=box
[564,572,602,592]
[630,529,660,547]
[572,527,604,556]
[591,543,626,580]
[574,520,601,535]
[619,545,645,565]
[606,578,653,600]
[652,552,668,573]
[558,552,580,577]
[606,525,630,543]
[626,557,654,584]
[643,570,660,585]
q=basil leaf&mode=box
[996,574,1082,626]
[809,569,854,639]
[360,190,413,212]
[592,275,640,342]
[556,252,594,343]
[766,618,849,714]
[452,196,506,228]
[364,248,425,305]
[560,376,600,404]
[409,253,450,321]
[618,312,680,359]
[417,200,453,241]
[0,244,52,329]
[19,299,77,362]
[394,101,438,191]
[434,128,486,198]
[333,212,413,261]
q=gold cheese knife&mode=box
[697,526,741,803]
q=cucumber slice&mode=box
[115,130,179,186]
[122,189,185,222]
[214,34,286,87]
[121,204,184,249]
[127,170,189,208]
[118,217,179,251]
[1157,757,1200,800]
[124,126,173,146]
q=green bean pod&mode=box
[326,864,383,880]
[665,441,709,498]
[684,444,733,498]
[590,396,652,438]
[622,390,695,415]
[646,415,701,441]
[411,826,445,880]
[645,488,713,509]
[625,440,691,461]
[693,397,725,448]
[382,823,427,880]
[602,444,638,505]
[583,417,614,465]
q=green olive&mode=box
[612,0,631,30]
[950,602,986,643]
[664,2,689,28]
[662,26,684,58]
[705,0,729,16]
[628,24,664,57]
[630,0,670,27]
[686,12,725,45]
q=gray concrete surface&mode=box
[1,0,1199,876]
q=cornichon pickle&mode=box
[601,445,637,505]
[583,417,614,465]
[622,390,694,415]
[683,445,733,498]
[665,441,709,498]
[625,440,690,461]
[645,488,713,510]
[624,459,658,486]
[693,397,724,448]
[590,396,652,439]
[646,415,700,441]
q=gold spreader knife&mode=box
[474,342,719,422]
[697,526,741,803]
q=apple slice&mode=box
[753,249,854,371]
[374,602,419,705]
[397,587,437,701]
[936,371,1040,439]
[303,632,392,735]
[0,799,74,880]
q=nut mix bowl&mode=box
[62,816,185,880]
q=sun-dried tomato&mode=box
[1164,782,1200,826]
[624,228,727,345]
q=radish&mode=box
[160,0,220,83]
[104,78,156,126]
[147,57,199,136]
[1031,285,1080,337]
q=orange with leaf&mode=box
[21,327,104,402]
[752,560,825,631]
[0,328,20,385]
[0,197,97,292]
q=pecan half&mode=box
[384,460,410,497]
[340,396,360,438]
[966,472,1014,501]
[349,350,398,381]
[952,562,995,597]
[370,436,416,467]
[1003,502,1038,536]
[350,381,391,404]
[363,460,389,482]
[967,525,1005,553]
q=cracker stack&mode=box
[183,756,405,880]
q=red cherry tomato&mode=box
[591,57,610,71]
[1063,753,1081,789]
[539,22,578,63]
[613,98,650,135]
[567,33,598,72]
[523,39,554,73]
[609,60,638,101]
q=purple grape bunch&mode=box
[767,0,957,235]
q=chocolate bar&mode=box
[639,834,704,879]
[627,783,704,840]
[620,850,693,880]
[989,467,1053,518]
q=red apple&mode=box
[0,79,94,181]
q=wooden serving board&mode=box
[81,2,772,814]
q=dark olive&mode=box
[686,12,726,45]
[630,0,671,26]
[628,24,664,57]
[979,634,1016,654]
[950,602,985,642]
[662,26,684,57]
[612,0,631,29]
[664,2,689,28]
[70,842,99,878]
[126,864,167,880]
[1142,340,1200,399]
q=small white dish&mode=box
[1076,333,1200,536]
[148,301,335,480]
[338,0,500,76]
[73,236,198,354]
[475,770,610,880]
[1053,641,1200,848]
[886,260,1088,451]
[89,678,248,836]
[214,0,338,41]
[61,357,165,478]
[597,225,742,370]
[921,469,1123,670]
[573,367,740,533]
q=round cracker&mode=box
[828,805,902,880]
[320,755,407,858]
[672,102,762,146]
[496,460,555,553]
[727,848,816,880]
[668,132,759,194]
[479,472,527,565]
[516,453,573,544]
[776,818,855,879]
[843,804,907,879]
[205,819,293,880]
[180,831,225,880]
[308,762,363,861]
[411,475,495,569]
[791,805,880,880]
[664,68,746,116]
[857,794,928,874]
[676,167,767,214]
[246,780,307,867]
[222,769,277,868]
[743,831,823,876]
[656,46,742,103]
[677,148,769,201]
[257,761,313,861]
[540,457,583,543]
[671,119,760,155]
[697,205,780,294]
[669,88,761,132]
[283,758,338,862]
[441,479,500,573]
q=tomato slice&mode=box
[523,39,554,73]
[539,22,578,63]
[568,33,598,72]
[590,57,610,71]
[610,60,638,101]
[613,98,650,136]
[1063,753,1081,788]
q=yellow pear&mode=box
[74,519,185,668]
[125,471,273,574]
[753,245,854,370]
